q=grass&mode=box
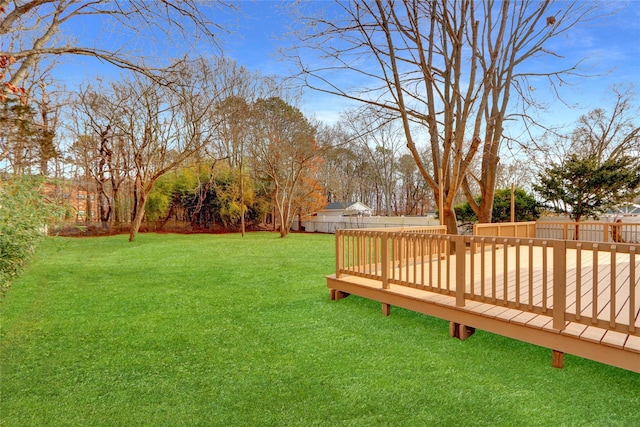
[1,232,639,426]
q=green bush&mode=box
[0,176,63,292]
[454,187,541,223]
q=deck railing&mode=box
[535,221,640,243]
[335,229,639,337]
[475,220,640,244]
[335,226,448,291]
[464,236,554,314]
[473,222,536,238]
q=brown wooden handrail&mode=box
[334,228,639,337]
[474,220,640,244]
[535,221,640,243]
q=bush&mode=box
[454,188,541,223]
[0,176,63,292]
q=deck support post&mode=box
[382,303,391,316]
[449,322,475,340]
[552,350,564,369]
[330,289,350,301]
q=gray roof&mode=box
[323,202,356,210]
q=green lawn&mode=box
[1,232,638,426]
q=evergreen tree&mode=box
[533,154,640,222]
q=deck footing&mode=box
[382,303,391,316]
[330,288,350,301]
[552,350,565,369]
[449,322,476,340]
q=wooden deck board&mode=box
[529,316,554,330]
[494,308,525,322]
[601,330,629,349]
[561,322,589,338]
[509,311,539,326]
[624,335,640,353]
[580,326,608,344]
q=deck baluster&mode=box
[592,244,599,324]
[481,238,486,300]
[503,239,508,306]
[454,235,466,307]
[630,247,636,334]
[336,231,343,278]
[575,244,582,320]
[470,237,476,298]
[610,246,617,328]
[381,232,389,289]
[553,240,567,331]
[491,238,497,303]
[528,240,534,310]
[515,239,521,308]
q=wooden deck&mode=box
[327,228,640,373]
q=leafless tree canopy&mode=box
[527,84,640,173]
[568,85,640,165]
[0,0,231,98]
[70,58,232,241]
[290,0,600,232]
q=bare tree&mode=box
[343,108,404,216]
[528,84,640,174]
[568,84,640,165]
[0,0,230,100]
[493,159,535,192]
[248,97,322,238]
[14,59,68,176]
[191,58,272,235]
[125,61,225,241]
[396,153,432,215]
[73,59,224,241]
[316,122,361,203]
[292,0,600,232]
[70,85,130,228]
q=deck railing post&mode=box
[454,235,466,307]
[552,240,567,330]
[335,230,343,278]
[381,232,390,289]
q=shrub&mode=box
[454,188,541,223]
[0,176,63,292]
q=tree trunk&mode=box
[98,185,111,230]
[279,208,288,238]
[443,207,458,235]
[129,191,148,242]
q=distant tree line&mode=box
[2,72,639,241]
[1,0,639,244]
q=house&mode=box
[42,182,98,221]
[320,202,373,217]
[601,203,640,226]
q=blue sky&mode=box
[52,0,640,128]
[215,1,640,129]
